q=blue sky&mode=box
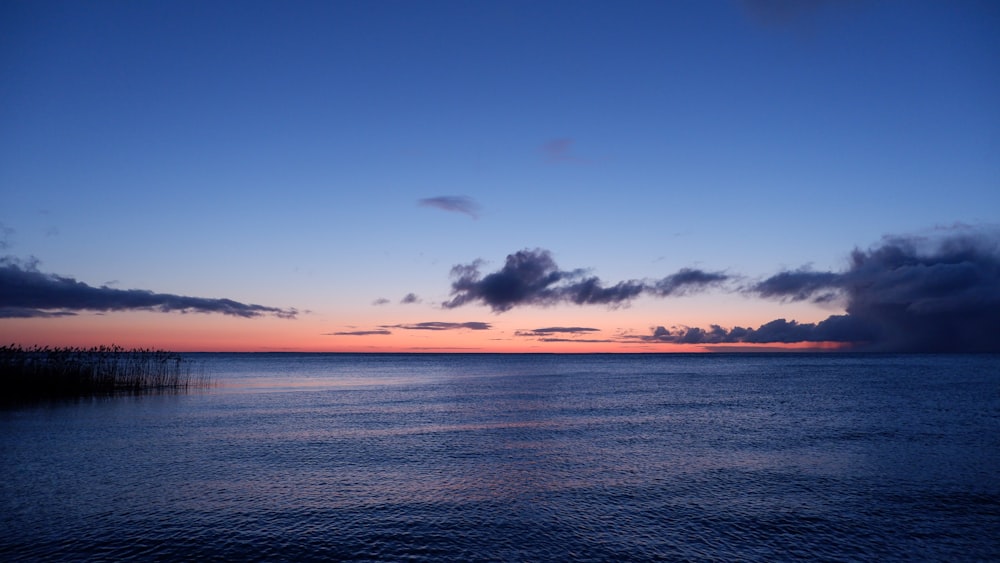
[2,0,998,351]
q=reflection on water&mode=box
[2,354,999,561]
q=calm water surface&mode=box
[2,354,999,561]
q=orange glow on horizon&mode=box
[3,322,857,353]
[1,306,858,353]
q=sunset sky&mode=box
[2,0,998,352]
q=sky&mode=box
[2,0,999,352]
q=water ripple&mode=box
[2,354,999,561]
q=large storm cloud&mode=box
[0,257,297,319]
[650,231,1000,352]
[748,232,1000,352]
[443,249,727,312]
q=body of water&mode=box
[2,353,999,561]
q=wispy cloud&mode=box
[372,297,391,306]
[418,196,480,219]
[0,306,77,318]
[538,337,617,343]
[0,256,298,319]
[442,248,727,312]
[325,329,392,336]
[541,138,588,164]
[382,321,491,331]
[400,293,421,304]
[515,326,601,337]
[0,223,13,250]
[515,326,612,343]
[739,0,847,27]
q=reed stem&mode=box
[0,344,208,403]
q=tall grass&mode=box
[0,345,208,403]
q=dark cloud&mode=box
[841,232,1000,352]
[0,306,77,318]
[372,297,391,306]
[442,249,727,312]
[652,268,731,296]
[640,315,877,345]
[640,324,732,345]
[443,249,565,312]
[326,330,392,336]
[751,269,843,302]
[516,326,601,336]
[400,293,421,304]
[665,230,1000,352]
[0,257,298,319]
[382,321,491,331]
[418,196,480,219]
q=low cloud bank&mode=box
[443,249,727,312]
[640,315,877,345]
[0,257,297,319]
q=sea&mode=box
[2,353,999,561]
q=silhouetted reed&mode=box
[1,345,208,403]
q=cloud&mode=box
[382,321,491,331]
[439,229,1000,351]
[538,338,617,344]
[542,138,574,161]
[747,231,1000,351]
[516,326,613,343]
[638,315,877,345]
[541,138,589,163]
[0,223,13,250]
[0,256,298,319]
[750,269,843,303]
[515,326,601,336]
[418,196,480,219]
[638,229,1000,352]
[652,268,731,296]
[326,330,392,336]
[372,297,391,306]
[442,249,727,312]
[0,306,77,318]
[739,0,846,27]
[400,293,421,304]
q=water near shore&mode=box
[2,353,998,561]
